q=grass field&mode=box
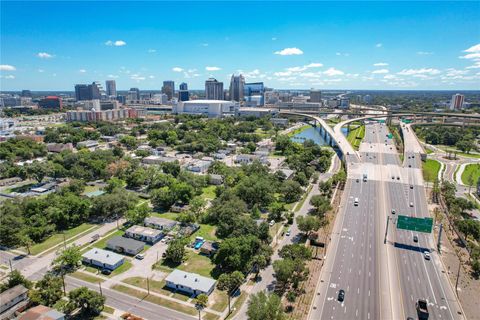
[121,277,188,299]
[201,186,217,200]
[461,163,480,186]
[83,259,132,277]
[209,289,228,312]
[178,251,216,278]
[346,125,365,150]
[422,159,441,182]
[225,292,247,320]
[188,224,218,242]
[28,223,95,255]
[92,229,125,250]
[70,271,105,283]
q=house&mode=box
[106,236,144,256]
[186,160,212,173]
[77,140,99,149]
[200,241,218,256]
[209,174,223,185]
[144,216,177,231]
[165,269,216,296]
[213,152,226,160]
[82,248,125,270]
[125,225,163,243]
[178,223,200,237]
[235,154,269,165]
[170,203,190,213]
[30,181,58,194]
[275,168,295,180]
[18,305,65,320]
[46,143,74,153]
[0,284,29,317]
[142,155,177,165]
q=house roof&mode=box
[82,248,124,265]
[126,225,162,237]
[106,236,144,251]
[19,305,65,320]
[144,216,177,228]
[165,269,216,293]
[0,284,28,302]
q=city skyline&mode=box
[1,1,480,91]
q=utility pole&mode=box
[8,259,13,272]
[455,260,461,297]
[63,232,67,249]
[384,216,390,244]
[99,281,103,296]
[61,274,66,295]
[147,276,150,295]
[437,224,443,254]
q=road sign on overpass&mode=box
[396,215,433,233]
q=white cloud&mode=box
[107,74,119,79]
[464,44,480,53]
[79,69,86,73]
[148,49,157,53]
[285,62,323,72]
[172,67,184,72]
[383,74,399,80]
[149,75,155,79]
[37,52,54,59]
[335,52,350,57]
[375,43,383,48]
[397,68,440,76]
[459,53,480,60]
[417,51,433,55]
[466,62,480,69]
[131,74,146,81]
[205,66,221,71]
[274,47,304,56]
[372,69,389,74]
[274,71,293,77]
[38,69,44,73]
[105,40,127,47]
[373,62,388,67]
[2,75,15,79]
[323,67,344,76]
[0,64,16,71]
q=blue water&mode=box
[291,126,348,146]
[194,241,204,249]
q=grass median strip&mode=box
[422,159,441,182]
[461,163,480,186]
[111,284,197,316]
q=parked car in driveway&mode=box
[135,253,145,260]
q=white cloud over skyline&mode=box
[105,40,127,47]
[0,64,16,71]
[274,47,304,56]
[205,66,221,71]
[37,52,54,59]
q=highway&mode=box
[311,121,464,320]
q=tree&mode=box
[0,200,25,248]
[53,245,82,273]
[30,273,63,306]
[26,161,50,183]
[318,180,333,197]
[282,180,303,203]
[472,259,480,278]
[309,195,332,217]
[119,135,138,150]
[161,161,181,177]
[247,292,285,320]
[217,271,245,314]
[251,254,268,280]
[0,270,32,293]
[105,177,125,193]
[91,189,138,219]
[165,239,187,264]
[66,286,105,316]
[296,216,321,236]
[193,293,208,320]
[125,202,150,224]
[279,244,312,261]
[268,202,286,222]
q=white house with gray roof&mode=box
[165,269,216,296]
[106,236,144,255]
[125,225,163,243]
[144,217,177,231]
[82,248,124,270]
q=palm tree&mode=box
[194,294,208,320]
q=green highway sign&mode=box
[396,215,433,233]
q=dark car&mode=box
[338,289,345,302]
[101,268,111,275]
[413,235,418,243]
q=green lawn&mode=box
[28,223,95,255]
[152,212,179,221]
[122,277,188,299]
[111,284,198,316]
[178,251,216,278]
[83,259,132,277]
[225,292,247,320]
[188,224,218,242]
[209,289,228,312]
[92,230,125,250]
[201,186,217,200]
[103,306,114,314]
[422,159,441,182]
[346,125,365,150]
[461,163,480,186]
[70,271,105,283]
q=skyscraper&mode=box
[162,81,175,100]
[74,82,101,101]
[128,88,140,101]
[244,82,265,106]
[179,82,188,91]
[309,89,322,103]
[229,74,245,102]
[106,80,117,97]
[205,78,224,100]
[450,93,464,110]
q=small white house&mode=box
[82,248,124,270]
[144,216,177,231]
[125,225,163,243]
[165,269,216,296]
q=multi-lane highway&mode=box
[310,121,464,320]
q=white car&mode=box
[269,220,275,227]
[423,251,431,260]
[286,229,291,236]
[135,253,145,260]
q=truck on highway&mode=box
[416,299,429,319]
[363,173,367,182]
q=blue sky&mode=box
[1,1,479,91]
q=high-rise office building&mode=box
[21,90,32,98]
[205,78,224,100]
[179,90,189,102]
[106,80,117,97]
[244,82,265,106]
[229,74,245,102]
[309,89,322,103]
[450,94,465,110]
[162,81,175,100]
[128,88,140,101]
[179,82,188,91]
[39,96,62,109]
[75,82,101,101]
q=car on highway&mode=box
[391,209,396,215]
[423,251,431,260]
[410,202,414,207]
[397,176,400,180]
[337,289,345,302]
[410,185,414,189]
[354,198,359,206]
[413,235,418,242]
[356,178,359,183]
[392,176,395,180]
